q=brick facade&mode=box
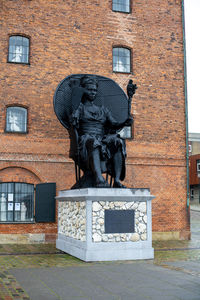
[0,0,190,242]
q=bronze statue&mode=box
[54,74,137,188]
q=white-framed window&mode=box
[197,160,200,173]
[8,36,29,64]
[112,0,130,13]
[189,144,192,154]
[6,106,27,133]
[0,183,34,223]
[113,47,131,73]
[119,126,132,139]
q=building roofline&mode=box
[189,132,200,141]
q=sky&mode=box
[184,0,200,133]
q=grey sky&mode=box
[184,0,200,133]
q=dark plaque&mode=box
[105,210,135,234]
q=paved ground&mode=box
[0,209,200,300]
[8,262,200,300]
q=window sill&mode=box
[112,9,131,14]
[113,71,132,75]
[4,130,28,134]
[0,221,35,224]
[7,61,30,65]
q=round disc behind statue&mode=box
[53,74,129,129]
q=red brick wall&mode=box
[0,0,189,239]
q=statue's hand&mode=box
[124,117,133,126]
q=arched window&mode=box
[113,47,131,73]
[112,0,130,13]
[0,183,34,222]
[6,106,27,133]
[8,36,30,64]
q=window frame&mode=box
[188,143,192,154]
[118,125,133,140]
[0,182,34,223]
[7,35,30,65]
[112,0,131,13]
[112,46,132,74]
[197,160,200,173]
[5,105,28,134]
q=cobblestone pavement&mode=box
[0,209,199,300]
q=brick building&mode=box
[189,132,200,156]
[189,133,200,206]
[0,0,190,243]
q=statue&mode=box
[54,74,137,188]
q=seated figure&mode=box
[69,75,133,188]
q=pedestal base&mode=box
[56,188,154,262]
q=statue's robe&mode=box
[70,102,126,180]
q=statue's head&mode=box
[80,75,98,102]
[80,75,98,88]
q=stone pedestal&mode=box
[56,188,154,262]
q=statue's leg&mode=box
[91,148,109,187]
[113,150,126,188]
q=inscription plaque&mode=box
[105,210,135,234]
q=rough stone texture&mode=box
[58,201,86,241]
[92,201,147,242]
[0,233,45,244]
[0,0,189,240]
[56,189,154,261]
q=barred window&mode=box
[6,107,27,133]
[8,36,29,64]
[0,183,34,223]
[113,47,131,73]
[112,0,130,13]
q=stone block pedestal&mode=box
[56,188,154,262]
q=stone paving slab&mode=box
[9,262,200,300]
[163,260,200,276]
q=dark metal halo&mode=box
[53,74,129,129]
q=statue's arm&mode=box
[70,103,82,128]
[105,108,133,130]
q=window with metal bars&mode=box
[0,183,34,223]
[8,36,29,64]
[112,0,130,13]
[6,107,27,133]
[113,47,131,73]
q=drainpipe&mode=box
[182,0,190,209]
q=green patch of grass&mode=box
[153,239,200,250]
[0,243,60,255]
[154,249,200,264]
